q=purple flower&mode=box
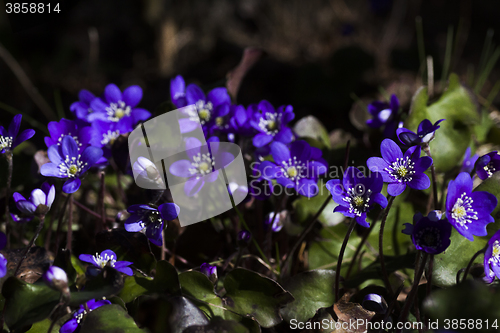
[484,229,500,283]
[259,141,328,197]
[60,299,111,333]
[251,100,295,148]
[460,147,479,175]
[169,137,234,197]
[233,104,257,137]
[0,114,35,154]
[88,84,151,133]
[362,294,387,314]
[70,89,97,122]
[170,75,187,108]
[132,156,165,189]
[367,139,432,196]
[0,253,7,278]
[43,266,68,292]
[402,211,451,254]
[326,167,387,227]
[210,104,238,135]
[237,230,251,243]
[366,94,400,138]
[175,81,231,134]
[13,182,55,217]
[396,119,445,146]
[79,250,133,276]
[40,136,103,193]
[265,212,283,232]
[44,118,94,154]
[228,182,249,204]
[475,151,500,180]
[200,263,217,281]
[88,120,122,159]
[124,203,180,246]
[445,172,497,241]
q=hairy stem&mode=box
[4,152,13,248]
[379,195,395,296]
[14,215,45,276]
[66,194,73,251]
[462,246,486,282]
[335,218,357,301]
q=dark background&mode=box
[1,0,500,145]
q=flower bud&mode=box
[362,293,387,314]
[237,230,251,247]
[43,266,70,298]
[200,263,217,284]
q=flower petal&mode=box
[253,133,273,148]
[62,178,81,194]
[186,84,205,105]
[169,159,194,178]
[8,114,22,137]
[387,182,406,196]
[104,84,122,103]
[29,189,46,207]
[122,86,143,107]
[16,200,36,215]
[41,163,62,178]
[408,173,430,191]
[270,141,291,165]
[158,202,180,221]
[380,139,402,163]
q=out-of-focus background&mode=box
[1,0,500,139]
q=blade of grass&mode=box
[466,64,474,87]
[441,25,454,87]
[54,89,65,119]
[0,101,49,135]
[485,80,500,110]
[415,16,426,82]
[477,29,494,78]
[475,46,500,94]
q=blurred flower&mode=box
[362,293,387,314]
[367,139,432,196]
[88,84,151,133]
[259,141,328,197]
[170,75,187,108]
[402,211,451,254]
[200,262,217,283]
[265,212,283,232]
[44,118,94,154]
[0,114,35,154]
[88,120,122,159]
[460,147,479,175]
[210,104,238,135]
[41,136,103,193]
[169,137,233,196]
[366,94,400,138]
[233,103,257,137]
[237,230,251,244]
[60,299,111,333]
[132,156,165,188]
[445,172,497,241]
[396,119,445,146]
[251,100,294,148]
[0,253,6,278]
[79,250,133,276]
[484,229,500,283]
[227,181,249,204]
[13,182,55,217]
[124,203,180,246]
[43,266,69,293]
[475,151,500,180]
[70,89,97,122]
[326,166,387,228]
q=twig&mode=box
[4,152,13,248]
[66,195,73,251]
[379,196,395,296]
[14,216,45,276]
[335,218,357,301]
[462,246,486,282]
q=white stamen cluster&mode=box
[385,156,415,183]
[280,156,305,185]
[106,101,132,122]
[191,100,213,125]
[93,252,116,268]
[258,112,282,135]
[343,186,371,217]
[488,240,500,266]
[451,192,477,229]
[57,133,82,148]
[58,155,87,178]
[415,227,441,250]
[189,153,215,177]
[0,136,13,150]
[484,162,496,178]
[215,116,230,129]
[148,210,163,230]
[101,130,121,146]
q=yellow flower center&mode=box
[115,109,125,119]
[493,244,500,257]
[199,162,210,173]
[287,166,298,178]
[199,109,210,121]
[216,117,224,126]
[267,120,276,130]
[396,166,408,177]
[69,165,78,175]
[452,206,466,218]
[353,196,364,207]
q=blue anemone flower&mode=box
[250,100,295,148]
[88,84,151,133]
[44,118,94,154]
[60,299,111,333]
[396,119,445,146]
[13,182,55,217]
[402,211,451,254]
[366,94,400,137]
[124,203,180,246]
[259,140,327,197]
[326,166,387,227]
[484,229,500,283]
[367,139,433,196]
[460,147,479,175]
[40,136,103,193]
[445,172,497,241]
[70,89,97,122]
[79,249,133,276]
[0,114,35,154]
[475,151,500,180]
[170,75,187,108]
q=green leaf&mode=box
[280,270,335,323]
[293,116,332,149]
[432,228,487,287]
[179,271,224,318]
[406,73,479,172]
[118,275,149,304]
[79,304,145,332]
[183,317,249,333]
[135,260,181,295]
[223,268,294,328]
[423,280,500,322]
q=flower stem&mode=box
[99,171,108,232]
[14,215,45,276]
[426,254,434,297]
[66,194,73,251]
[462,246,486,282]
[54,194,71,253]
[335,218,357,302]
[379,195,395,296]
[397,252,428,331]
[4,151,13,249]
[423,145,439,209]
